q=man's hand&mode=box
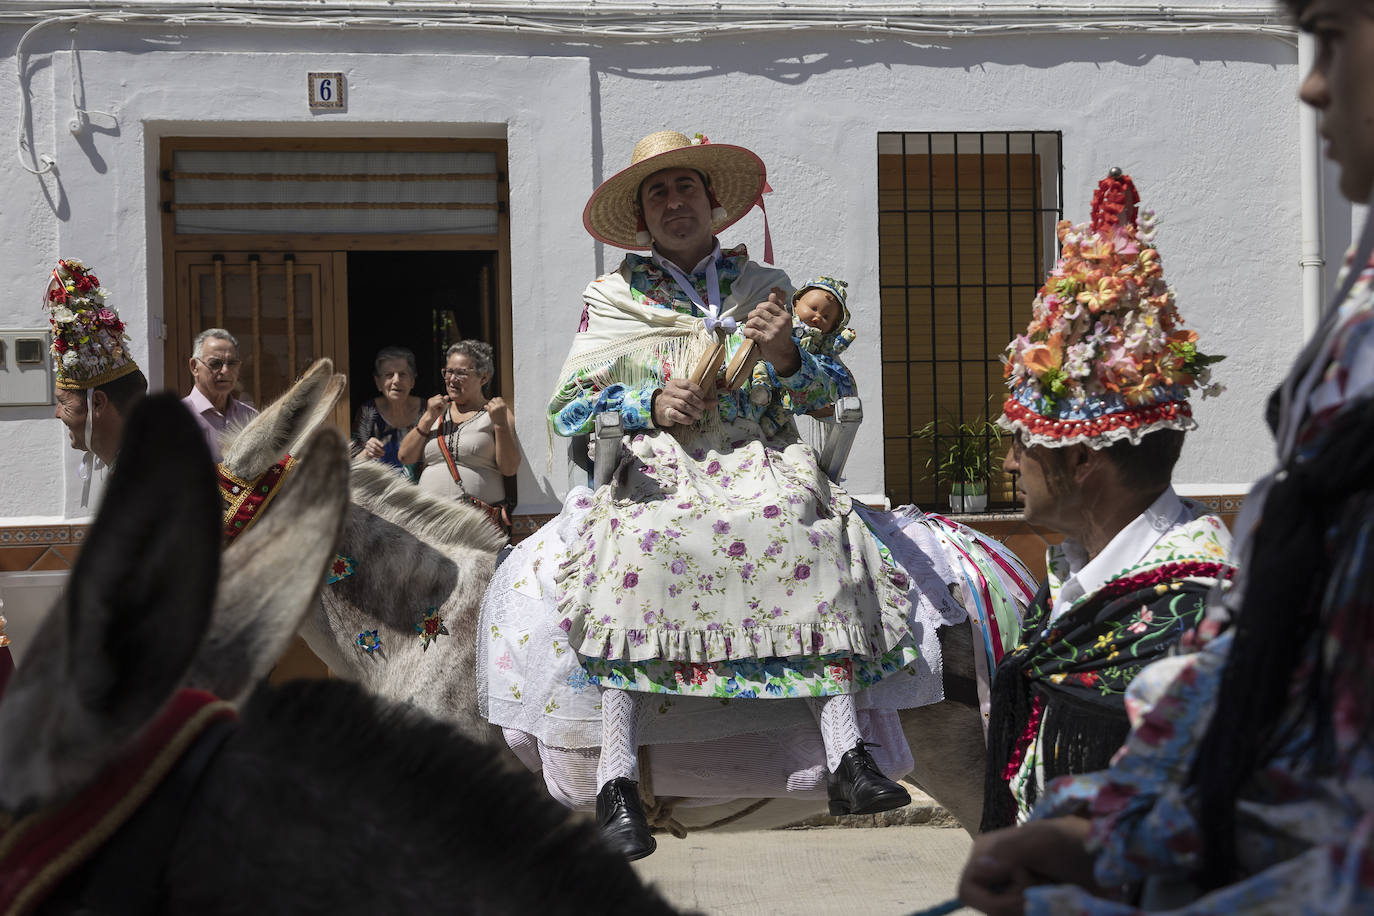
[956,817,1098,915]
[741,289,800,377]
[652,377,708,428]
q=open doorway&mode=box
[346,251,502,420]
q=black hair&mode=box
[96,368,149,415]
[1099,428,1185,491]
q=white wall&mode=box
[0,15,1335,521]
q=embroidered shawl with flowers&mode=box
[981,503,1233,829]
[1000,173,1224,448]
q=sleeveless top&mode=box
[416,408,505,505]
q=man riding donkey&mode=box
[979,170,1234,832]
[485,130,1019,858]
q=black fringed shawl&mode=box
[982,558,1231,832]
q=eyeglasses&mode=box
[442,368,477,379]
[196,357,243,373]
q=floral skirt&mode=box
[552,418,918,695]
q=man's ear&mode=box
[89,388,108,418]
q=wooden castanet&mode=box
[688,337,728,389]
[722,339,757,390]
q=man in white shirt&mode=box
[181,328,258,462]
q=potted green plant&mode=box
[915,413,1003,513]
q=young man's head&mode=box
[1290,0,1374,202]
[635,167,716,266]
[54,369,149,467]
[1004,429,1185,540]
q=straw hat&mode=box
[999,170,1224,449]
[582,130,767,250]
[44,258,140,390]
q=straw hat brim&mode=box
[582,142,766,250]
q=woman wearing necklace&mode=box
[400,339,520,540]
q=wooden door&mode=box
[167,250,349,428]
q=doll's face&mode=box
[794,288,842,333]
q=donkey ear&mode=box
[0,395,219,811]
[185,425,349,703]
[66,394,221,730]
[219,358,344,480]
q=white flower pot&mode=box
[948,483,988,514]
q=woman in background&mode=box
[352,345,424,476]
[400,339,519,540]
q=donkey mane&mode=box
[348,459,507,556]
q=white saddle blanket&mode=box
[502,710,914,811]
[478,489,956,751]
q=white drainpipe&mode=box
[1298,31,1326,336]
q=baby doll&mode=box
[749,276,856,406]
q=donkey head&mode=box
[219,358,345,481]
[0,393,349,816]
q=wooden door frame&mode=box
[158,136,514,422]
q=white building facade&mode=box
[0,1,1356,629]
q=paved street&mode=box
[632,825,973,916]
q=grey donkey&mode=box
[218,359,508,748]
[0,394,680,915]
[217,360,996,835]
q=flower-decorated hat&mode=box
[44,258,139,390]
[999,169,1223,448]
[583,130,767,251]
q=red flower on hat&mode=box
[48,285,68,304]
[53,336,68,353]
[75,275,97,293]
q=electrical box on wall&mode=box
[0,329,53,406]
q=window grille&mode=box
[877,131,1062,510]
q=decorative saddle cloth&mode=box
[0,689,237,916]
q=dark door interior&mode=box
[346,250,501,421]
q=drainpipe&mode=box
[1298,31,1326,336]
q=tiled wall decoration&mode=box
[0,525,89,573]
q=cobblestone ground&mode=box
[631,823,973,916]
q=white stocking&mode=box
[808,694,864,772]
[597,687,642,788]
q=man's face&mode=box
[1003,438,1078,533]
[795,288,842,332]
[54,387,89,452]
[191,337,243,402]
[638,167,714,256]
[1299,0,1374,201]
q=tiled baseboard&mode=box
[0,525,90,572]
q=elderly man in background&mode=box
[182,328,258,461]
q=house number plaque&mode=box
[308,72,346,111]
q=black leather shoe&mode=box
[596,777,657,860]
[827,742,912,816]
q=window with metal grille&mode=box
[878,131,1063,511]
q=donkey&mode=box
[0,395,680,914]
[220,360,1016,834]
[217,359,509,748]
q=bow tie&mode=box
[704,315,737,334]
